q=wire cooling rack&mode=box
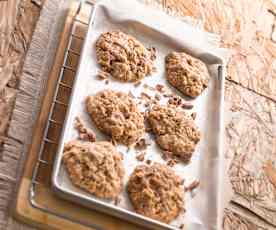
[28,1,103,229]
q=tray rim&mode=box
[51,2,226,230]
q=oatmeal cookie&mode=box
[147,105,200,162]
[127,163,184,223]
[166,52,209,98]
[96,31,156,82]
[86,89,145,145]
[62,140,124,199]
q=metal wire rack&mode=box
[26,2,225,229]
[28,1,102,229]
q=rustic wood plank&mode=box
[0,0,44,150]
[0,0,71,229]
[223,203,276,230]
[224,81,276,227]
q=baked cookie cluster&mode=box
[96,31,156,82]
[62,141,124,199]
[147,105,201,163]
[166,52,209,98]
[86,89,145,146]
[127,163,184,223]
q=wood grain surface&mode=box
[0,1,44,229]
[0,0,276,230]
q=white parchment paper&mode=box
[53,0,229,229]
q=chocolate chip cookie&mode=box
[62,140,124,199]
[147,105,200,162]
[86,89,145,145]
[166,52,209,98]
[96,31,156,82]
[127,163,184,223]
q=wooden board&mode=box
[12,2,143,230]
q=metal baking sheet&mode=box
[52,1,226,229]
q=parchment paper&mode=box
[53,0,229,229]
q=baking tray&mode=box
[52,1,225,230]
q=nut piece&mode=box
[62,140,124,199]
[136,151,146,161]
[147,105,200,162]
[127,163,184,223]
[74,116,96,142]
[166,52,209,98]
[96,31,156,82]
[134,138,150,150]
[86,90,145,146]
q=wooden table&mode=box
[0,0,275,229]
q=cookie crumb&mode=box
[136,151,146,161]
[97,74,106,80]
[140,92,151,100]
[185,180,200,192]
[155,84,165,93]
[145,127,152,132]
[128,91,135,98]
[163,93,173,98]
[191,112,197,120]
[134,81,142,87]
[168,95,182,107]
[74,117,96,142]
[111,138,117,146]
[162,151,180,166]
[135,138,151,150]
[167,159,177,167]
[148,46,156,60]
[152,66,157,73]
[144,101,150,107]
[182,102,194,110]
[143,83,155,91]
[154,93,161,101]
[143,83,149,89]
[97,70,109,80]
[162,150,173,160]
[146,159,151,165]
[151,99,158,105]
[114,197,121,205]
